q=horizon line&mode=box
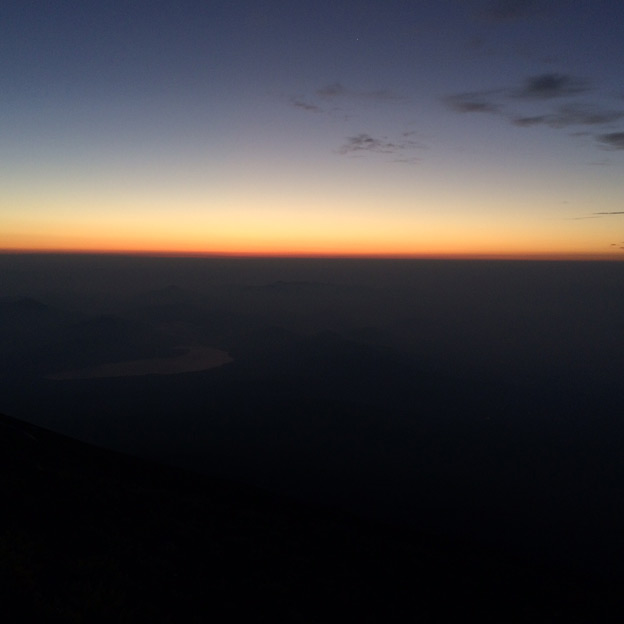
[1,248,624,261]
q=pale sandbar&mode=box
[46,346,232,380]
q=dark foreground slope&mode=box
[1,412,620,623]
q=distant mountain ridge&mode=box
[0,299,179,376]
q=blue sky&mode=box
[2,0,624,256]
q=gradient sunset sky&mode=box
[2,0,624,258]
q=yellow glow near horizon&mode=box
[2,181,623,259]
[2,211,622,259]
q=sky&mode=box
[2,0,624,258]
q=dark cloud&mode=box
[513,73,588,99]
[566,215,601,220]
[446,75,590,116]
[512,115,549,127]
[290,98,322,113]
[512,105,624,128]
[338,134,399,155]
[445,76,624,152]
[553,105,624,126]
[393,156,421,164]
[337,133,423,159]
[481,0,539,21]
[317,82,349,97]
[292,82,405,117]
[400,130,427,146]
[444,92,500,114]
[570,211,624,220]
[597,132,624,150]
[317,82,404,101]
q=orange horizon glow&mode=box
[2,245,623,261]
[4,168,622,262]
[3,204,622,261]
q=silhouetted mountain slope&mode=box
[1,411,619,623]
[2,259,624,622]
[4,322,623,580]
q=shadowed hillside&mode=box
[2,257,624,621]
[1,411,621,623]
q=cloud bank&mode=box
[445,72,624,151]
[512,73,588,99]
[597,133,624,150]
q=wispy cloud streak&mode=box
[290,98,323,113]
[512,73,588,99]
[445,73,624,152]
[337,132,423,162]
[444,92,502,114]
[597,133,624,150]
[512,105,624,128]
[317,82,405,101]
